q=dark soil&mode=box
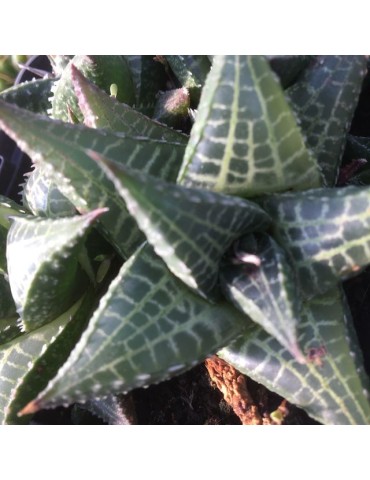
[132,364,319,425]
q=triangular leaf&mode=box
[287,55,367,186]
[0,100,186,257]
[6,209,105,331]
[51,55,135,122]
[264,185,370,298]
[89,152,271,300]
[71,66,188,144]
[22,244,250,411]
[0,77,55,114]
[0,293,93,424]
[220,233,305,362]
[177,55,321,196]
[219,287,370,425]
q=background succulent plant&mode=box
[0,55,369,425]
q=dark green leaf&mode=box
[219,287,370,425]
[90,152,271,300]
[0,78,55,115]
[23,244,249,410]
[178,55,321,196]
[51,55,135,122]
[6,209,105,331]
[124,55,168,116]
[287,55,367,186]
[220,233,305,362]
[264,186,370,298]
[0,292,93,424]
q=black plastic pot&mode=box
[0,55,52,202]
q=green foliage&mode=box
[0,55,369,425]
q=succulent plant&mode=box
[0,55,369,425]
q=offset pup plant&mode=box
[0,55,369,425]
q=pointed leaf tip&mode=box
[18,400,40,417]
[87,150,271,300]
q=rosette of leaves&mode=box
[0,55,369,425]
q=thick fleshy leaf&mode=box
[0,78,55,114]
[22,244,249,411]
[287,55,367,186]
[264,186,370,298]
[219,288,370,425]
[124,55,168,116]
[71,66,188,144]
[165,55,211,105]
[0,100,186,257]
[89,153,271,300]
[220,233,304,362]
[23,165,77,218]
[51,55,135,122]
[267,55,313,89]
[177,55,321,196]
[6,209,105,331]
[0,195,28,274]
[0,293,93,424]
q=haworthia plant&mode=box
[0,55,369,425]
[177,55,322,196]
